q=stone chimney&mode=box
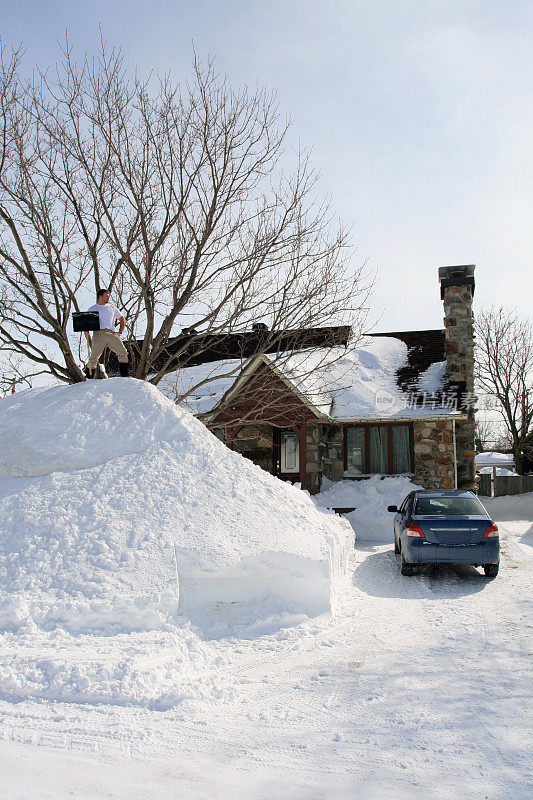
[439,265,477,490]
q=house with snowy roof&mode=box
[155,265,477,494]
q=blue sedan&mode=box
[388,490,500,577]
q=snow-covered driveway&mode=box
[1,497,531,800]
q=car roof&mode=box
[412,490,477,498]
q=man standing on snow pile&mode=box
[84,289,130,378]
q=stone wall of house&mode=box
[319,424,344,483]
[306,423,322,494]
[232,425,273,474]
[442,281,477,490]
[413,419,456,489]
[230,420,459,491]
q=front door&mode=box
[273,428,300,482]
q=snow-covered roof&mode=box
[476,452,515,468]
[157,359,245,417]
[160,334,459,421]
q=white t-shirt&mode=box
[87,302,123,331]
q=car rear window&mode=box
[415,496,486,516]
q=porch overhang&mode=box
[335,414,467,424]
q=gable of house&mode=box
[210,359,324,428]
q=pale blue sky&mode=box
[2,0,532,329]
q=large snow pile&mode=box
[0,379,352,707]
[314,476,423,542]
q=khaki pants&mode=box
[89,330,129,367]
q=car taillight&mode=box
[406,524,425,538]
[483,524,499,538]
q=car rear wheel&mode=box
[484,562,499,578]
[394,537,400,554]
[401,553,414,576]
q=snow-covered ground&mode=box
[0,384,531,799]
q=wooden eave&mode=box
[106,324,352,376]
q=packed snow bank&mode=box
[0,379,352,633]
[314,476,422,542]
[482,492,533,558]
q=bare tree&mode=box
[0,39,370,393]
[0,350,49,396]
[475,307,533,473]
[475,416,495,452]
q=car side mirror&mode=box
[387,505,398,512]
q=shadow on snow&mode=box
[352,545,490,599]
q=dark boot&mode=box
[119,362,130,377]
